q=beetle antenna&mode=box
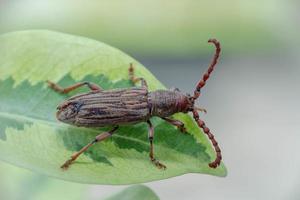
[192,109,222,168]
[193,39,221,100]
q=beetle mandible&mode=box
[47,39,222,170]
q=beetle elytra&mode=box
[47,39,222,170]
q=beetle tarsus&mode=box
[178,126,187,134]
[128,63,148,88]
[151,158,167,170]
[61,153,80,170]
[60,158,74,170]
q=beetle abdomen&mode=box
[58,87,150,127]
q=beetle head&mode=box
[56,101,83,124]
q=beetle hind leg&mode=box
[147,120,166,170]
[61,126,118,170]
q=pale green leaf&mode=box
[104,185,159,200]
[0,30,226,184]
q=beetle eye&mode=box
[57,102,70,110]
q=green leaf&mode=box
[0,161,89,200]
[104,185,159,200]
[0,30,226,184]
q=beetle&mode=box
[47,39,222,170]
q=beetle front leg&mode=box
[61,126,119,170]
[128,63,148,89]
[162,117,187,133]
[147,120,166,170]
[195,107,207,114]
[47,81,102,94]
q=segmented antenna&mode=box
[191,39,222,168]
[193,39,221,100]
[192,110,222,168]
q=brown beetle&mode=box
[47,39,222,170]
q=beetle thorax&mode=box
[148,90,193,117]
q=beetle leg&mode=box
[147,120,166,170]
[128,63,148,89]
[195,107,207,114]
[61,126,118,170]
[47,81,102,94]
[161,117,187,133]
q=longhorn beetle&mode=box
[47,39,222,170]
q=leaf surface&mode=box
[0,30,226,184]
[104,185,159,200]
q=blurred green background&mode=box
[0,0,298,58]
[0,0,299,200]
